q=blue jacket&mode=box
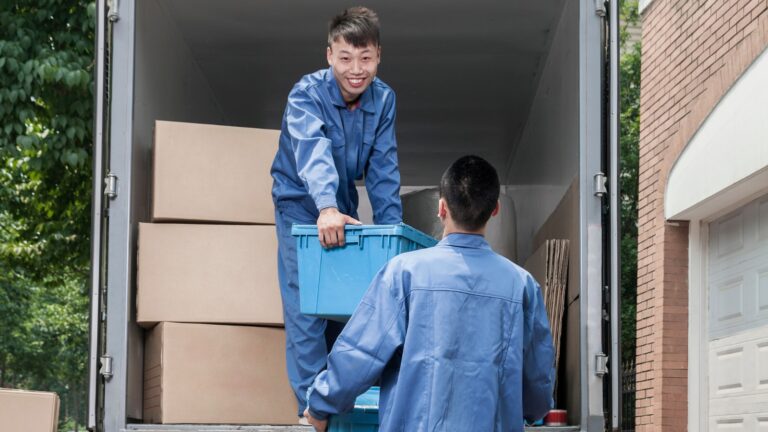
[308,233,555,431]
[271,68,402,223]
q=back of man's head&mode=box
[328,7,380,48]
[439,155,500,231]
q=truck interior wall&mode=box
[506,0,580,265]
[506,0,581,423]
[127,0,228,419]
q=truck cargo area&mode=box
[96,0,611,430]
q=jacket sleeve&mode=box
[521,274,555,422]
[306,261,406,420]
[365,92,402,224]
[285,86,339,211]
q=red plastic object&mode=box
[544,409,567,426]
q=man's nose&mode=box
[352,60,363,74]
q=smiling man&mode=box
[269,7,402,422]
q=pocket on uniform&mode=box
[326,125,345,148]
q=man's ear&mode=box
[327,46,333,66]
[491,200,500,217]
[438,198,448,219]
[377,45,382,64]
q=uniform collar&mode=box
[438,233,491,250]
[326,67,376,113]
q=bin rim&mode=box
[291,223,437,248]
[352,386,380,414]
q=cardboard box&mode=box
[0,388,60,432]
[137,223,284,327]
[143,323,297,424]
[152,120,279,224]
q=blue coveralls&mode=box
[270,67,402,415]
[307,234,555,431]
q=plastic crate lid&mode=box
[291,223,437,248]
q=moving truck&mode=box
[86,0,622,430]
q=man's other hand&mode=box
[317,207,362,248]
[303,408,328,432]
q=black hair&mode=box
[328,7,380,48]
[439,155,500,231]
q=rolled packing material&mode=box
[143,323,297,425]
[136,223,283,327]
[401,188,517,261]
[152,120,279,224]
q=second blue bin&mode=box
[292,224,437,321]
[328,387,380,432]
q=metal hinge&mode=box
[104,172,117,199]
[593,172,607,197]
[595,353,609,377]
[108,0,120,22]
[100,355,113,380]
[595,0,607,17]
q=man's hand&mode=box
[317,207,362,248]
[303,408,328,432]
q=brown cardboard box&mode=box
[152,120,279,224]
[143,323,297,424]
[0,389,60,432]
[137,223,284,327]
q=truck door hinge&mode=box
[595,0,607,17]
[593,172,607,197]
[104,172,118,200]
[108,0,120,22]
[595,353,609,377]
[100,355,113,381]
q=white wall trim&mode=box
[638,0,654,15]
[688,220,710,431]
[665,49,768,221]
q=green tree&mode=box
[0,1,95,429]
[619,0,640,364]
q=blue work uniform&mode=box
[270,67,402,415]
[307,234,555,431]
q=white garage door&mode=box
[708,195,768,430]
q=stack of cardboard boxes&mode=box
[137,121,297,424]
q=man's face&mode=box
[327,38,380,103]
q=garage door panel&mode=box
[758,198,768,241]
[711,415,768,431]
[709,327,768,426]
[713,277,745,327]
[759,342,768,390]
[709,198,768,338]
[714,211,745,258]
[711,417,746,431]
[709,195,768,430]
[710,346,745,395]
[759,270,768,315]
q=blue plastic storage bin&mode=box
[292,224,437,321]
[328,386,380,432]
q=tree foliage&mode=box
[619,0,640,363]
[0,1,95,429]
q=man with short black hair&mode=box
[270,7,402,421]
[304,155,555,431]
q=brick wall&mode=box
[636,1,768,430]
